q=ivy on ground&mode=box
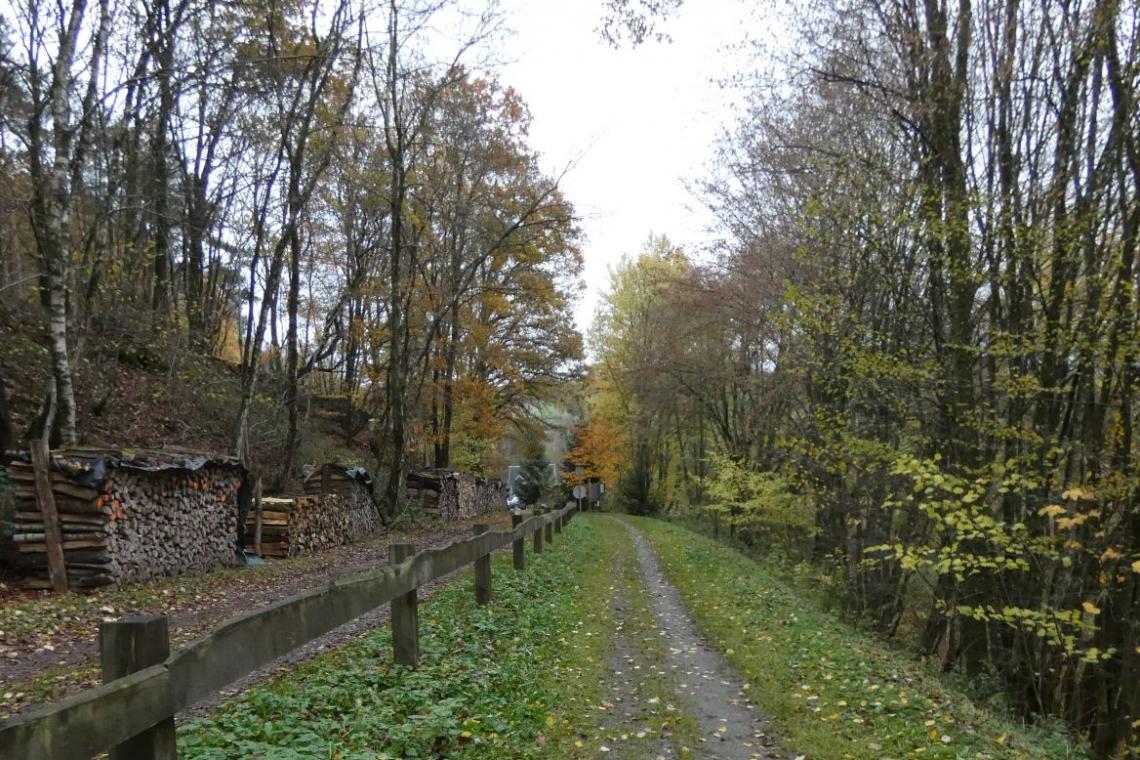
[179,517,619,759]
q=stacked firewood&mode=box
[248,493,375,558]
[103,468,239,583]
[406,469,506,521]
[6,463,113,588]
[302,464,362,498]
[302,464,381,538]
[4,449,243,588]
[405,470,448,516]
[249,497,296,558]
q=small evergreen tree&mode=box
[513,434,550,506]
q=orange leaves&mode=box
[563,418,623,488]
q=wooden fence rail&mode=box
[0,502,579,760]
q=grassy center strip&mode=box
[178,515,619,759]
[630,517,1089,760]
[574,515,700,757]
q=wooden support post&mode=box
[554,512,562,535]
[29,439,68,592]
[544,508,554,544]
[253,477,264,557]
[390,543,419,668]
[533,509,544,554]
[100,615,175,760]
[511,512,525,571]
[473,523,491,605]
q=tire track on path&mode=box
[620,519,785,760]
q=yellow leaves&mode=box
[1132,560,1140,574]
[1082,601,1101,615]
[1038,504,1066,518]
[1061,486,1095,501]
[1101,548,1123,561]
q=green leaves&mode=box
[178,519,619,759]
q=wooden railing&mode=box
[0,503,578,760]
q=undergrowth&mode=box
[178,515,620,759]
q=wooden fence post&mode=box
[100,615,175,760]
[511,512,525,571]
[544,507,554,544]
[533,509,544,554]
[473,523,491,605]
[253,477,264,557]
[29,439,68,592]
[390,542,419,668]
[554,511,562,535]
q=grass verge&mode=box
[630,516,1089,760]
[178,514,621,759]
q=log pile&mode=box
[247,491,380,558]
[3,448,244,588]
[405,469,506,522]
[302,463,381,538]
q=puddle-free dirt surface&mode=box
[621,520,783,760]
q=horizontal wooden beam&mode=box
[0,505,572,760]
[0,665,171,760]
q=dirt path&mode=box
[620,520,783,760]
[0,512,510,719]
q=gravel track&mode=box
[622,520,784,760]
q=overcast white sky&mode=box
[484,0,759,334]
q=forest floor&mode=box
[0,510,512,720]
[177,513,787,760]
[3,514,1094,759]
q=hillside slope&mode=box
[0,307,366,479]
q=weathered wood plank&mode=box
[0,665,171,760]
[253,478,263,557]
[511,512,525,571]
[101,615,176,760]
[29,440,68,592]
[473,524,491,605]
[390,543,418,668]
[168,562,413,708]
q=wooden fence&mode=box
[0,502,578,760]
